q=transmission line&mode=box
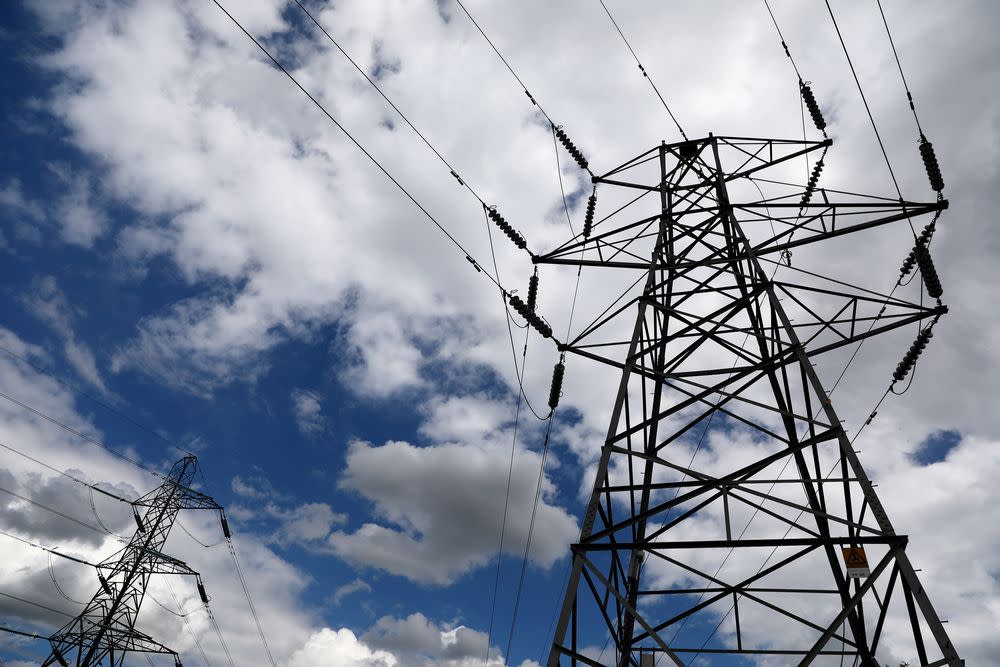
[0,527,96,568]
[210,0,510,295]
[595,0,687,140]
[822,0,904,202]
[0,342,196,457]
[874,0,923,133]
[289,1,528,236]
[452,0,595,178]
[503,414,557,664]
[0,440,132,505]
[0,484,118,540]
[0,590,74,620]
[0,388,165,482]
[224,537,276,667]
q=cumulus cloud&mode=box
[287,627,397,667]
[330,439,578,585]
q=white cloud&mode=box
[330,439,578,585]
[332,577,372,605]
[21,276,109,394]
[362,613,506,667]
[291,388,327,435]
[287,627,397,667]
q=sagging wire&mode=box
[176,519,225,549]
[47,554,88,606]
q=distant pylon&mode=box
[43,455,223,667]
[541,135,962,665]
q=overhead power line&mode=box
[823,0,905,203]
[596,0,687,140]
[0,388,165,482]
[210,0,509,294]
[452,0,595,177]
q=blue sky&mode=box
[1,1,999,666]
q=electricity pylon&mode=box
[540,135,962,665]
[43,455,223,667]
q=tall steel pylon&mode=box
[43,455,223,667]
[540,135,962,665]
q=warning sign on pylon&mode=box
[842,546,870,578]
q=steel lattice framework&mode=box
[43,456,221,667]
[540,135,962,666]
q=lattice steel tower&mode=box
[540,135,961,665]
[42,455,223,667]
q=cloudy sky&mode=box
[0,0,997,665]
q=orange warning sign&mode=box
[842,547,870,578]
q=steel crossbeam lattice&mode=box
[541,135,962,666]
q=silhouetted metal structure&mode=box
[43,456,221,667]
[540,135,962,665]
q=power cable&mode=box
[822,0,907,208]
[0,439,133,505]
[0,484,120,540]
[0,389,165,481]
[452,0,555,126]
[210,0,508,294]
[176,519,225,548]
[761,0,803,81]
[165,578,213,667]
[0,623,46,640]
[596,0,687,139]
[0,590,74,619]
[483,335,527,667]
[0,343,196,458]
[874,0,923,134]
[47,554,88,606]
[0,528,96,568]
[290,1,520,225]
[504,415,557,664]
[452,0,595,177]
[204,600,237,667]
[224,537,277,667]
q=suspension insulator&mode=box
[893,326,935,383]
[899,247,917,278]
[527,271,539,312]
[133,509,145,533]
[221,513,232,539]
[174,656,184,667]
[800,80,827,132]
[98,572,113,596]
[488,207,527,250]
[509,294,553,338]
[800,155,826,208]
[197,579,209,604]
[919,134,944,192]
[554,126,590,170]
[53,647,69,667]
[915,241,943,298]
[548,361,565,410]
[583,190,596,238]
